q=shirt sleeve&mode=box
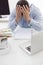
[30,18,43,31]
[28,4,43,31]
[8,9,18,31]
[9,19,18,31]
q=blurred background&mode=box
[8,0,43,14]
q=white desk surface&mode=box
[0,22,43,65]
[0,38,43,65]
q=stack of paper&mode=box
[0,28,12,37]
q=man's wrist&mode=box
[27,18,31,23]
[15,17,19,23]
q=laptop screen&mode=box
[0,0,10,15]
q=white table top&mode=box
[0,22,43,65]
[0,37,43,65]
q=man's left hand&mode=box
[21,5,31,22]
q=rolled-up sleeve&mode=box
[8,9,18,31]
[28,4,43,31]
[30,18,43,31]
[9,19,17,31]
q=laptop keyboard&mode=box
[26,46,31,52]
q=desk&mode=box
[0,21,8,29]
[0,22,43,65]
[0,37,43,65]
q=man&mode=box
[9,0,43,31]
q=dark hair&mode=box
[16,0,29,8]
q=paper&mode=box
[13,26,31,40]
[0,28,12,37]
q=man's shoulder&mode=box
[12,8,16,13]
[30,4,40,11]
[10,8,16,16]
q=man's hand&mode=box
[21,5,31,22]
[16,5,21,23]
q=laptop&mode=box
[20,29,43,55]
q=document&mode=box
[13,25,31,40]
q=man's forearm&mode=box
[9,19,18,31]
[30,18,42,31]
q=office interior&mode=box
[0,0,43,65]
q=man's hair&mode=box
[16,0,29,8]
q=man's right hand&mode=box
[16,5,21,23]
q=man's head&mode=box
[16,0,30,16]
[16,0,29,8]
[16,0,31,22]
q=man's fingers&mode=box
[20,7,24,13]
[16,5,18,11]
[26,5,29,10]
[20,7,23,11]
[23,5,26,11]
[19,5,20,9]
[16,5,20,11]
[16,5,18,8]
